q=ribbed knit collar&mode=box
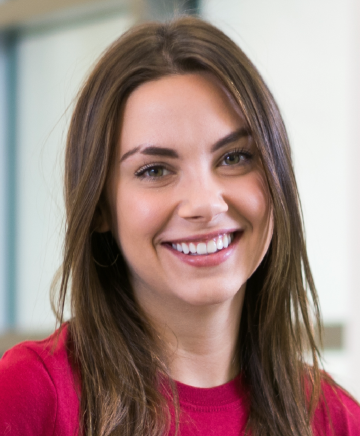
[175,374,246,408]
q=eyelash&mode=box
[134,148,254,180]
[134,163,170,179]
[220,148,254,166]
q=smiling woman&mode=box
[0,15,359,436]
[103,74,272,315]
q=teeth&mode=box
[181,242,190,254]
[171,233,234,255]
[223,234,229,248]
[207,240,217,253]
[197,242,207,255]
[189,242,196,254]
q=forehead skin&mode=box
[118,73,247,159]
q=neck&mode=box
[136,284,246,388]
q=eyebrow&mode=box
[211,127,250,152]
[119,146,178,163]
[119,127,250,163]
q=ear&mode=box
[92,204,111,233]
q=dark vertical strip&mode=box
[184,0,200,15]
[4,31,18,329]
[145,0,201,21]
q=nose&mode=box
[177,176,228,223]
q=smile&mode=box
[171,232,234,256]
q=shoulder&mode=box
[0,324,80,436]
[313,375,360,436]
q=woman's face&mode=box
[104,73,273,308]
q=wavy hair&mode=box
[55,15,325,436]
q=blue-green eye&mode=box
[224,154,241,165]
[145,167,165,177]
[221,149,253,166]
[135,164,171,179]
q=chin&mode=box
[172,280,245,307]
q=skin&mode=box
[101,73,273,387]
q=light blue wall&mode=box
[0,36,6,331]
[15,13,135,332]
[0,33,17,332]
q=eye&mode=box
[135,164,171,179]
[144,166,167,178]
[220,148,253,166]
[224,153,241,165]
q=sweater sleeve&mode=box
[0,344,57,436]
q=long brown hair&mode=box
[55,15,325,436]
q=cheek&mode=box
[230,171,272,231]
[229,172,273,273]
[115,186,170,247]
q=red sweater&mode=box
[0,325,359,435]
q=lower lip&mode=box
[163,232,242,267]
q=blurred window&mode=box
[13,11,134,332]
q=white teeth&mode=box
[182,242,190,254]
[222,234,229,248]
[189,242,197,253]
[197,242,207,255]
[171,232,234,255]
[207,240,217,254]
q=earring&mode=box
[93,253,119,268]
[91,230,119,268]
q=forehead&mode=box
[118,73,247,154]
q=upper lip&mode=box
[163,229,241,244]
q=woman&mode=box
[0,16,359,436]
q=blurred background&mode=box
[0,0,359,398]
